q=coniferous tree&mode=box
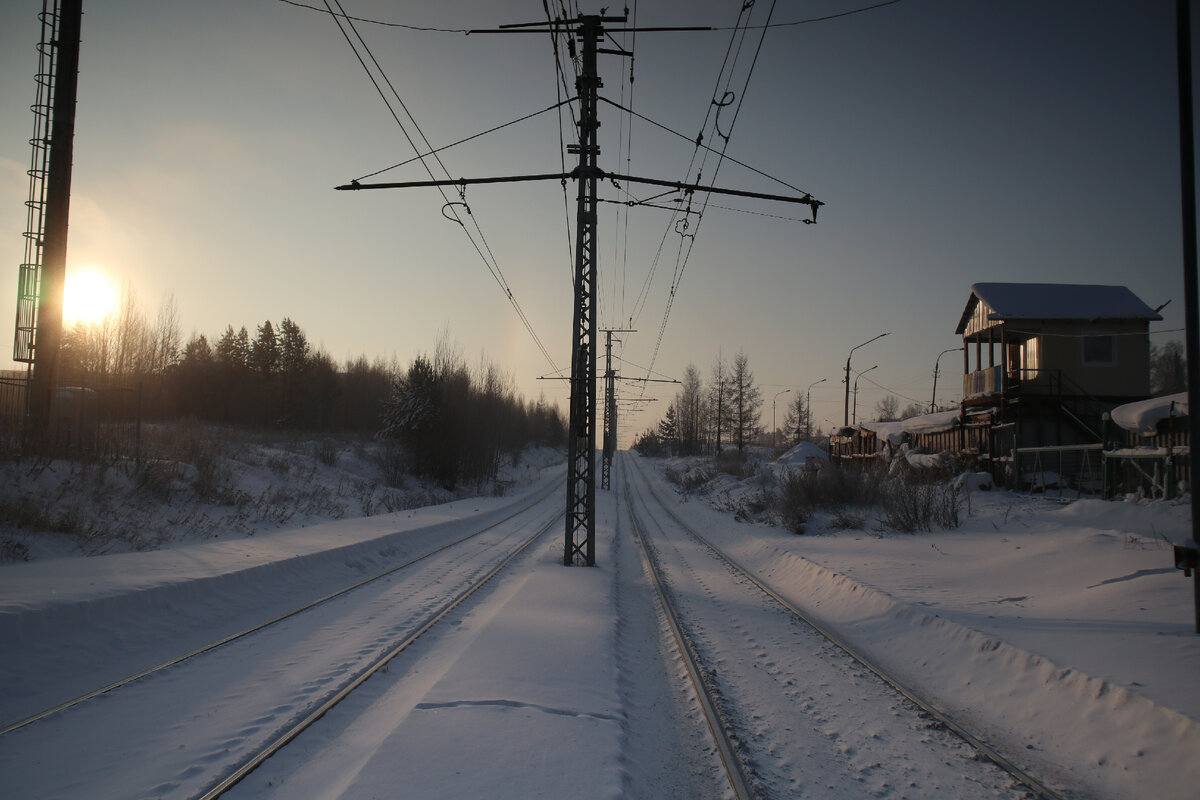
[730,350,762,452]
[251,321,280,376]
[782,392,810,446]
[657,405,679,454]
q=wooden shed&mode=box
[955,282,1162,449]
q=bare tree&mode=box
[1150,341,1186,394]
[874,394,901,422]
[708,353,732,454]
[151,293,181,375]
[112,282,150,377]
[674,363,705,455]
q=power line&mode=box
[709,0,903,30]
[638,0,781,388]
[855,372,927,408]
[321,0,560,373]
[598,96,817,197]
[279,0,471,32]
[544,0,581,286]
[353,99,574,183]
[282,0,902,33]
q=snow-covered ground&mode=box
[2,447,1197,799]
[639,452,1198,799]
[0,428,563,562]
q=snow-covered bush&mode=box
[880,472,961,533]
[775,464,882,533]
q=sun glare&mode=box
[63,269,118,325]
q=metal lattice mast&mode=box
[335,13,822,569]
[600,328,634,491]
[15,0,82,441]
[601,335,615,492]
[563,16,604,565]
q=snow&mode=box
[774,439,829,467]
[2,451,1198,799]
[969,282,1163,322]
[858,409,962,445]
[1110,392,1190,435]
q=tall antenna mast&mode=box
[13,0,83,442]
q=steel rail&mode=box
[620,467,759,800]
[0,476,562,738]
[195,509,559,800]
[625,453,1069,800]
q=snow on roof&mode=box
[775,440,829,465]
[859,409,961,444]
[1109,392,1189,435]
[956,283,1161,333]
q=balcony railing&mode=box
[963,365,1004,399]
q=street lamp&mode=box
[852,365,878,425]
[805,377,826,442]
[843,332,889,426]
[772,388,791,450]
[931,346,962,412]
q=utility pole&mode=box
[601,328,635,491]
[560,15,612,565]
[337,12,822,567]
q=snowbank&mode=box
[637,455,1199,800]
[774,440,828,467]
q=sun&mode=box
[63,268,118,325]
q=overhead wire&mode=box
[321,0,559,373]
[352,99,574,183]
[614,1,639,333]
[281,0,901,33]
[544,0,581,286]
[597,96,815,196]
[279,0,470,32]
[639,0,780,391]
[854,372,928,409]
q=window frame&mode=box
[1080,331,1118,367]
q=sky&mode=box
[0,0,1193,446]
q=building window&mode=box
[1081,333,1117,366]
[1021,336,1040,379]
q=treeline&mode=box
[636,350,788,457]
[59,292,383,430]
[378,339,565,488]
[54,291,567,458]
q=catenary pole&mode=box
[1174,0,1200,633]
[601,328,635,491]
[338,14,822,567]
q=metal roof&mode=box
[955,283,1162,334]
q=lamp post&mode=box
[931,347,962,412]
[772,388,791,450]
[852,365,878,425]
[805,377,826,442]
[843,332,889,427]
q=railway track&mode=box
[0,483,561,800]
[621,452,1066,800]
[0,478,559,739]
